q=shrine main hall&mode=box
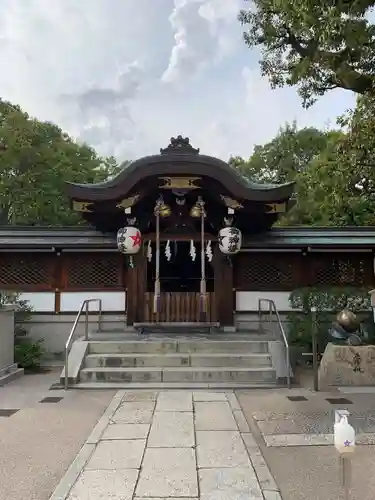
[0,135,374,352]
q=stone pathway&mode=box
[50,390,281,500]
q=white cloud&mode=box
[162,0,242,83]
[0,0,356,163]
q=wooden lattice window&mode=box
[0,253,53,290]
[234,253,298,290]
[63,253,125,290]
[312,253,373,286]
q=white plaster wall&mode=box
[235,291,293,312]
[20,292,55,312]
[21,291,294,314]
[19,292,126,313]
[23,313,127,355]
[60,292,126,312]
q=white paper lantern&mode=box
[117,227,142,254]
[218,226,242,255]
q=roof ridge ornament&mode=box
[160,135,200,155]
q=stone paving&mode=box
[237,388,375,447]
[50,390,281,500]
[237,388,375,500]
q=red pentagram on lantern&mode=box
[130,231,141,247]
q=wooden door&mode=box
[143,292,216,323]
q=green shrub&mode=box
[0,290,33,338]
[0,290,45,370]
[14,338,45,371]
[287,286,373,353]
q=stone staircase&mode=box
[62,330,286,389]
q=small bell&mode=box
[154,197,172,218]
[159,202,172,218]
[190,201,206,218]
[189,203,201,218]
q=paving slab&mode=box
[263,492,283,500]
[67,469,139,500]
[155,390,193,411]
[85,439,146,470]
[135,498,197,500]
[193,391,227,401]
[237,389,375,439]
[135,447,198,497]
[194,401,238,430]
[196,431,251,468]
[111,401,155,424]
[199,468,262,500]
[148,411,194,447]
[50,390,279,500]
[121,391,158,402]
[101,423,150,440]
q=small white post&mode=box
[334,410,355,500]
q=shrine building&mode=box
[0,136,374,356]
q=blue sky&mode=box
[0,0,356,161]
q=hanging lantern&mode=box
[218,226,242,255]
[117,226,142,254]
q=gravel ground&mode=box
[0,370,114,500]
[237,387,375,500]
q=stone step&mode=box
[73,381,280,390]
[79,366,276,384]
[88,340,270,355]
[84,352,272,369]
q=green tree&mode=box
[229,122,338,183]
[229,111,375,226]
[239,0,375,107]
[0,99,120,225]
[286,94,375,225]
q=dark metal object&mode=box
[326,398,353,405]
[0,409,19,417]
[287,396,308,401]
[337,309,360,333]
[39,397,63,403]
[328,309,364,345]
[311,308,319,392]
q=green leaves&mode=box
[0,99,121,226]
[230,95,375,226]
[229,122,335,184]
[239,0,375,106]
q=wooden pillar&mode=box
[52,251,63,313]
[126,249,147,325]
[213,247,234,327]
[136,248,147,322]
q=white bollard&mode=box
[334,410,355,500]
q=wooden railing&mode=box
[143,292,216,323]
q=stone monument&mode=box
[319,343,375,388]
[0,305,24,385]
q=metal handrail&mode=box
[258,298,291,389]
[64,299,102,390]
